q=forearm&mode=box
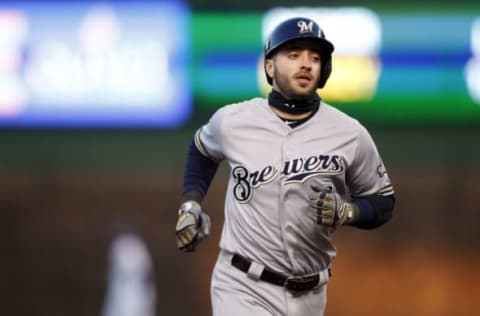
[349,194,395,229]
[182,139,220,204]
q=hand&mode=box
[309,186,354,227]
[175,201,211,252]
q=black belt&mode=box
[231,254,330,292]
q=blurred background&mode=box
[1,0,479,315]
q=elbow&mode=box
[355,195,395,230]
[369,207,394,229]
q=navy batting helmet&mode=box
[264,17,334,89]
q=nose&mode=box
[299,52,312,70]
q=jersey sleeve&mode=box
[347,125,394,198]
[194,107,226,162]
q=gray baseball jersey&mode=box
[195,97,393,313]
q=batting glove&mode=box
[175,201,211,252]
[309,186,355,228]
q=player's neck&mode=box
[269,105,312,120]
[268,89,320,118]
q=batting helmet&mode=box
[264,17,334,89]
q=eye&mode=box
[288,52,299,59]
[312,55,321,62]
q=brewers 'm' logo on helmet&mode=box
[297,20,314,34]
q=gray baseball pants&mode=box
[211,249,329,316]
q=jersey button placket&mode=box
[280,134,296,268]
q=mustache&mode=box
[294,71,313,80]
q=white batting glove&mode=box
[309,186,355,228]
[175,201,211,252]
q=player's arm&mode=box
[182,138,220,203]
[176,107,226,252]
[176,139,220,252]
[310,125,395,229]
[349,193,395,229]
[343,124,395,229]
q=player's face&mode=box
[267,39,322,99]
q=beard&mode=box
[273,70,319,100]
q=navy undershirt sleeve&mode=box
[183,139,220,197]
[352,194,395,229]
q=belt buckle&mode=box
[284,274,319,292]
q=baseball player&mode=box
[175,17,395,316]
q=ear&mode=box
[265,58,274,78]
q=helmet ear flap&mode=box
[264,58,274,86]
[318,54,332,89]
